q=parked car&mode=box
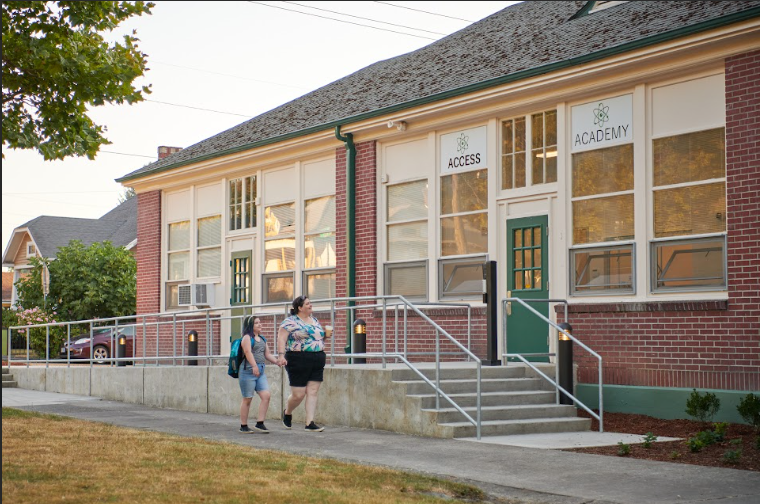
[60,326,136,363]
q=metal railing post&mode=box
[435,329,440,410]
[172,314,177,367]
[382,297,387,368]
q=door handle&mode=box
[506,290,512,316]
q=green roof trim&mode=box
[117,5,760,184]
[570,1,596,21]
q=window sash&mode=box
[168,221,190,251]
[197,247,221,278]
[441,213,488,256]
[303,271,336,300]
[570,245,634,295]
[168,252,189,281]
[651,236,726,291]
[263,273,294,303]
[387,180,428,222]
[387,221,427,261]
[384,261,428,301]
[438,256,486,299]
[441,169,488,215]
[653,182,725,238]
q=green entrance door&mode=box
[230,250,252,340]
[506,216,549,361]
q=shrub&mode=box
[641,432,657,449]
[685,389,720,424]
[14,307,65,358]
[686,436,704,453]
[670,451,681,460]
[712,422,728,442]
[736,393,760,430]
[617,442,630,456]
[695,430,719,447]
[722,449,742,464]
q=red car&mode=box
[60,326,136,363]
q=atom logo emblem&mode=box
[456,133,469,154]
[593,102,610,127]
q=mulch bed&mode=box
[566,410,759,472]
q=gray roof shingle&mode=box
[118,1,760,182]
[22,197,137,259]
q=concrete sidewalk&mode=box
[3,388,759,504]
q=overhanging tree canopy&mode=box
[2,1,154,160]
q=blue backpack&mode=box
[227,336,246,379]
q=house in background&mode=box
[117,2,759,420]
[2,271,12,309]
[1,196,137,307]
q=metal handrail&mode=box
[501,297,603,432]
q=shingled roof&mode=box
[117,1,760,183]
[16,196,137,260]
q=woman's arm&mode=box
[242,335,259,376]
[263,341,278,365]
[276,327,289,366]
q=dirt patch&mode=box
[567,410,759,472]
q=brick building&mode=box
[117,2,760,418]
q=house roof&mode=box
[2,197,137,265]
[117,1,760,183]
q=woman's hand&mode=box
[252,366,260,377]
[276,355,287,367]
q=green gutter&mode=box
[335,126,356,355]
[117,7,760,184]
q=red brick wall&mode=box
[562,50,760,392]
[136,191,161,316]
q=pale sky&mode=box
[2,1,518,266]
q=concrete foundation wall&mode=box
[7,365,445,435]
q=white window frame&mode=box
[196,214,222,279]
[263,201,296,303]
[303,195,336,300]
[384,260,429,302]
[570,243,635,296]
[26,243,36,257]
[438,255,486,300]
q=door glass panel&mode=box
[515,272,523,290]
[524,229,532,247]
[514,250,523,269]
[534,248,541,267]
[524,250,532,268]
[515,229,522,248]
[524,271,532,290]
[533,270,542,289]
[533,227,541,246]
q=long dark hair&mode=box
[242,316,258,337]
[289,296,308,316]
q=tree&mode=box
[2,1,154,161]
[118,187,136,203]
[15,240,136,322]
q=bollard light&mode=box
[353,319,366,364]
[187,330,198,366]
[557,322,573,405]
[117,334,127,367]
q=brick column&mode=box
[136,190,161,315]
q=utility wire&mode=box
[283,1,447,36]
[150,60,309,90]
[3,190,119,195]
[246,1,436,40]
[100,150,156,159]
[373,1,475,23]
[144,99,253,118]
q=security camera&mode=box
[387,121,395,128]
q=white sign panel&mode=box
[571,94,633,153]
[440,126,487,173]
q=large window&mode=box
[570,143,634,294]
[385,180,428,300]
[303,196,336,300]
[167,220,190,310]
[263,203,295,303]
[651,128,726,291]
[229,175,257,231]
[501,110,557,189]
[440,168,487,299]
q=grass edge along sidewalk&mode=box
[2,408,488,504]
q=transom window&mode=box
[501,110,557,189]
[229,175,257,231]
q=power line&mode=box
[150,60,309,91]
[246,1,436,40]
[373,1,475,23]
[144,99,253,118]
[283,1,447,36]
[3,190,117,195]
[100,150,156,159]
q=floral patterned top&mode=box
[280,315,325,352]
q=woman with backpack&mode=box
[239,316,279,433]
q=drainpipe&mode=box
[335,126,356,354]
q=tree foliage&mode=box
[15,240,136,322]
[2,1,154,161]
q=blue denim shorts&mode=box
[239,362,268,398]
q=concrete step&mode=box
[2,368,11,374]
[2,373,15,382]
[444,416,593,438]
[425,404,577,423]
[413,390,557,409]
[2,380,18,388]
[391,364,556,382]
[402,377,554,395]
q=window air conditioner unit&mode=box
[177,284,215,307]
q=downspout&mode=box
[335,126,356,355]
